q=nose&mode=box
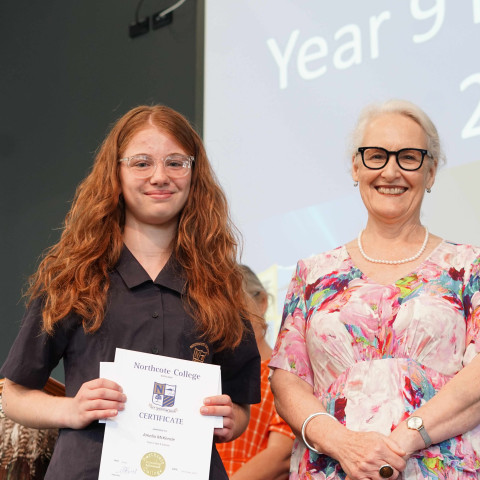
[149,160,170,184]
[381,152,400,178]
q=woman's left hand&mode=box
[200,394,250,443]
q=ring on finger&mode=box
[379,464,394,478]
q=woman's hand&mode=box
[200,394,250,443]
[270,369,407,479]
[63,378,127,429]
[332,430,407,480]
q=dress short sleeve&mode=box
[269,260,314,386]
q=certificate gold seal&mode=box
[140,452,166,477]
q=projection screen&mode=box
[203,0,480,342]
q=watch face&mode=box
[408,416,422,429]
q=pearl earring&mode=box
[353,181,358,187]
[426,187,431,193]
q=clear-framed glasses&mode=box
[118,153,194,178]
[357,147,432,171]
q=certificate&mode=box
[98,348,222,479]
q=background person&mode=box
[217,265,294,480]
[0,105,261,480]
[269,99,480,480]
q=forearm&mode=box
[270,368,341,455]
[231,431,293,480]
[391,354,480,453]
[2,378,71,429]
[231,449,289,480]
[3,377,125,430]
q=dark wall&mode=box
[0,0,204,380]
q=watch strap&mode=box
[418,425,432,448]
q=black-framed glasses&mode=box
[118,153,194,178]
[357,147,432,171]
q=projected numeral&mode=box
[410,0,445,43]
[460,73,480,139]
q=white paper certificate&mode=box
[98,348,221,479]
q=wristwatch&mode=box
[407,416,432,448]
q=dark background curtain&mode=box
[0,0,205,381]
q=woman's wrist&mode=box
[389,421,424,457]
[302,412,340,454]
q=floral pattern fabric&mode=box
[269,241,480,480]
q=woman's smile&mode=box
[375,186,408,195]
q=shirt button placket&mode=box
[151,311,160,354]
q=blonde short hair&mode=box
[349,99,445,168]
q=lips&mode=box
[376,186,407,195]
[145,190,174,199]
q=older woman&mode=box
[269,99,480,480]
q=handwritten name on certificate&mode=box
[98,348,221,479]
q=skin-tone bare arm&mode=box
[229,430,293,480]
[390,352,480,456]
[270,368,406,480]
[201,394,250,443]
[2,378,126,430]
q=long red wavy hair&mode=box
[27,105,250,350]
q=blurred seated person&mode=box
[218,265,295,480]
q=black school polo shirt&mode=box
[1,246,261,480]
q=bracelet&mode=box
[301,412,338,454]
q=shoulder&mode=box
[427,241,480,286]
[432,241,480,268]
[295,245,350,284]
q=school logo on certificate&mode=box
[152,382,177,407]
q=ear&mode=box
[351,154,359,182]
[425,157,438,190]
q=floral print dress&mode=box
[269,241,480,480]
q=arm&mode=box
[390,352,480,455]
[230,430,293,480]
[201,394,250,443]
[391,256,480,456]
[2,377,126,430]
[270,368,406,480]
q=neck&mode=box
[363,218,423,240]
[123,222,176,279]
[358,221,429,265]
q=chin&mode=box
[371,209,408,221]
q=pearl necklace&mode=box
[357,227,429,265]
